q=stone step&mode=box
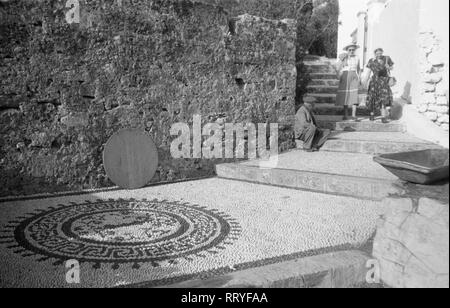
[307,85,338,94]
[309,79,326,86]
[216,150,405,200]
[313,104,373,116]
[304,61,336,68]
[303,55,324,61]
[308,69,337,75]
[305,94,336,104]
[163,250,372,288]
[307,64,336,74]
[316,115,406,132]
[322,132,440,155]
[295,132,440,155]
[310,73,338,80]
[304,55,336,62]
[309,79,340,87]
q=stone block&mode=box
[437,115,449,124]
[420,92,436,104]
[424,73,443,84]
[419,32,436,53]
[418,198,450,226]
[61,113,89,127]
[436,96,449,106]
[425,111,439,121]
[428,48,446,66]
[420,83,436,93]
[428,105,449,115]
[435,81,449,97]
[417,104,428,113]
[30,132,52,147]
[373,198,449,288]
[419,63,434,74]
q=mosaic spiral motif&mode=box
[3,199,241,269]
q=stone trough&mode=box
[374,149,450,184]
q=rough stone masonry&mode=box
[417,29,449,131]
[0,0,297,196]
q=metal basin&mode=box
[374,149,449,185]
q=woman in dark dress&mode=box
[366,48,394,123]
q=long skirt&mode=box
[336,71,359,106]
[366,75,393,111]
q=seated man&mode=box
[294,100,331,152]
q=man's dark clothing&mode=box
[295,106,331,150]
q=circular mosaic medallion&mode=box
[8,199,240,269]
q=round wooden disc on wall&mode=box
[103,129,159,190]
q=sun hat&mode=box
[343,44,360,51]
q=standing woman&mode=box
[366,48,395,123]
[336,44,361,121]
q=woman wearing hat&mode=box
[366,48,395,123]
[335,44,361,121]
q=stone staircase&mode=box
[304,55,340,107]
[215,125,440,200]
[212,58,446,289]
[304,55,374,117]
[215,56,442,201]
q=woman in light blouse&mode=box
[336,44,361,121]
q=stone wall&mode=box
[211,0,300,20]
[417,29,449,131]
[227,14,296,123]
[0,0,296,196]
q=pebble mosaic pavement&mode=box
[0,178,392,288]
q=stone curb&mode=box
[314,105,373,116]
[315,119,406,133]
[216,163,403,201]
[319,139,439,155]
[161,250,371,288]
